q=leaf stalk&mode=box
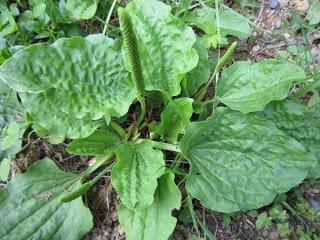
[149,140,181,153]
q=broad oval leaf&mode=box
[0,81,24,161]
[219,8,251,38]
[180,108,316,213]
[185,6,216,34]
[0,159,93,240]
[307,1,320,25]
[118,172,181,240]
[259,100,320,178]
[185,6,251,38]
[125,0,198,96]
[46,0,98,23]
[67,128,122,156]
[154,98,193,143]
[65,0,98,20]
[112,140,165,209]
[0,34,136,140]
[216,60,306,113]
[19,92,104,142]
[0,35,135,118]
[0,157,11,181]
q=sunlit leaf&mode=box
[180,108,316,213]
[124,0,198,96]
[118,172,181,240]
[216,60,306,113]
[112,141,165,209]
[154,98,193,143]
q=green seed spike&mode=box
[195,42,237,101]
[118,7,145,99]
[214,41,237,74]
[60,182,93,203]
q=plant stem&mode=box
[136,98,146,128]
[291,75,320,100]
[103,0,118,35]
[82,153,114,176]
[61,161,115,203]
[170,153,183,171]
[109,121,128,140]
[149,140,181,153]
[90,161,115,185]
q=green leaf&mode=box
[67,128,122,156]
[219,8,251,38]
[154,98,193,143]
[0,34,136,141]
[32,2,46,18]
[186,6,216,34]
[185,38,210,97]
[19,92,104,142]
[0,157,11,181]
[125,0,198,96]
[1,122,20,150]
[180,108,316,213]
[44,0,65,23]
[185,6,251,38]
[0,8,19,37]
[0,81,24,161]
[65,0,98,20]
[258,100,320,178]
[216,60,306,113]
[0,159,93,239]
[307,2,320,25]
[44,0,98,23]
[202,34,228,48]
[0,35,134,117]
[118,172,181,240]
[112,140,165,209]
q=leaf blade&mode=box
[180,108,316,213]
[258,100,320,178]
[0,81,24,161]
[112,140,165,209]
[216,60,306,113]
[0,159,93,240]
[154,98,193,143]
[125,0,198,96]
[66,128,122,156]
[118,172,181,240]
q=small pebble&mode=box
[269,230,280,239]
[274,17,282,28]
[312,188,320,194]
[309,199,320,212]
[262,229,269,238]
[283,33,290,39]
[252,45,261,52]
[279,0,289,6]
[269,0,280,9]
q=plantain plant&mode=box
[0,0,319,239]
